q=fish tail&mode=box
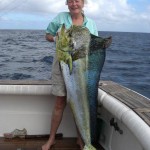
[83,145,97,150]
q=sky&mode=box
[0,0,150,33]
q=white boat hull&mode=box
[98,83,150,150]
[0,81,150,150]
[0,84,77,137]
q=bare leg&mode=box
[42,96,66,150]
[76,125,84,150]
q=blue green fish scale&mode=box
[88,34,106,143]
[57,25,110,149]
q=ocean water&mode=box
[0,30,149,98]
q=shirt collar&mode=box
[67,12,88,26]
[67,13,72,25]
[83,14,88,26]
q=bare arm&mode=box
[45,33,55,42]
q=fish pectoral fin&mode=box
[83,145,96,150]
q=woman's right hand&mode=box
[45,34,55,42]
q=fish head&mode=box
[69,25,91,61]
[56,24,73,51]
[56,24,74,74]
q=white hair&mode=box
[66,0,88,4]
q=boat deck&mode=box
[0,137,79,150]
[99,81,150,126]
[0,137,104,150]
[0,80,149,149]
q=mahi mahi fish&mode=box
[56,24,111,149]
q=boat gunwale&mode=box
[0,80,53,85]
[98,85,150,150]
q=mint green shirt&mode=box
[46,12,98,91]
[46,12,98,36]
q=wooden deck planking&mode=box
[114,91,149,108]
[0,137,80,150]
[134,108,150,125]
[0,137,104,150]
[0,80,52,85]
[99,81,150,126]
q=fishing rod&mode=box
[0,0,28,18]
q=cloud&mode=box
[83,0,150,32]
[0,0,150,32]
[0,0,67,15]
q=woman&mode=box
[42,0,98,150]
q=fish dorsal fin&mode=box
[60,24,66,35]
